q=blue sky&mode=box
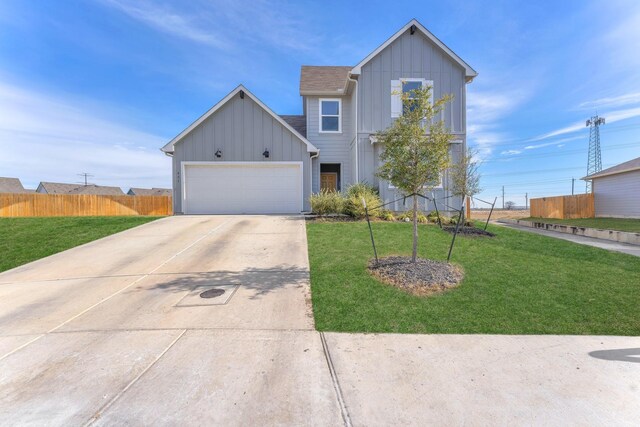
[1,0,639,204]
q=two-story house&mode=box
[161,19,477,214]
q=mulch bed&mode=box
[442,226,495,237]
[368,256,464,296]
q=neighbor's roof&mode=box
[279,115,307,138]
[0,177,27,193]
[38,182,124,195]
[161,85,318,154]
[299,66,352,96]
[128,187,172,196]
[582,156,640,180]
[351,19,478,82]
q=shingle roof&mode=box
[582,156,640,180]
[299,66,352,95]
[38,182,124,195]
[279,115,307,138]
[127,187,172,196]
[0,177,27,193]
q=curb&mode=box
[498,219,640,246]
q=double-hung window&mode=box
[319,99,341,133]
[391,78,433,118]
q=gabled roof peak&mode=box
[351,18,477,82]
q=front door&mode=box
[320,172,338,192]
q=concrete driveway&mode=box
[1,215,638,426]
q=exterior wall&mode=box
[355,28,468,213]
[171,93,312,213]
[593,171,640,218]
[305,92,355,192]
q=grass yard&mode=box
[524,217,640,233]
[306,221,640,335]
[0,216,160,273]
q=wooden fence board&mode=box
[0,194,172,217]
[530,194,594,219]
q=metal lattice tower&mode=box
[585,115,605,193]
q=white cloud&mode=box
[529,106,640,142]
[577,92,640,110]
[99,0,319,53]
[0,81,170,190]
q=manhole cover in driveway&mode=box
[175,284,239,307]
[200,288,225,298]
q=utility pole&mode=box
[586,115,605,193]
[571,178,575,195]
[77,172,94,186]
[502,186,505,209]
[525,193,528,210]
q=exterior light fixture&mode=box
[262,149,270,158]
[215,149,222,158]
[239,90,245,99]
[410,24,416,34]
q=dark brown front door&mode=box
[320,172,338,191]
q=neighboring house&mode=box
[127,187,172,196]
[582,157,640,218]
[37,182,125,195]
[162,19,477,214]
[0,177,30,193]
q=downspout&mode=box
[347,73,358,183]
[310,150,320,206]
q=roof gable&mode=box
[161,85,318,154]
[351,19,477,81]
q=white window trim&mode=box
[393,78,434,118]
[319,98,342,134]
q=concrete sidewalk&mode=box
[496,221,640,257]
[1,215,638,426]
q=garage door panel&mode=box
[183,163,302,214]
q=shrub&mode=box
[344,183,382,219]
[310,190,345,215]
[426,211,447,225]
[380,210,395,221]
[397,212,427,223]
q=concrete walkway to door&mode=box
[0,215,638,425]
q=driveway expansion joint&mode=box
[320,332,353,427]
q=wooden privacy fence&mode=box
[530,193,594,219]
[0,193,172,217]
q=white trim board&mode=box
[318,98,342,134]
[162,85,319,154]
[351,19,477,82]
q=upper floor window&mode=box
[319,99,341,133]
[391,78,433,118]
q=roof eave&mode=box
[581,166,640,181]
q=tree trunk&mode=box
[412,194,418,263]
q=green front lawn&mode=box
[0,216,160,273]
[307,221,640,335]
[524,217,640,233]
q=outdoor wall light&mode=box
[215,149,222,158]
[262,149,270,158]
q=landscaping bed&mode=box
[368,256,463,296]
[0,216,160,273]
[306,221,640,335]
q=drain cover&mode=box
[200,288,225,299]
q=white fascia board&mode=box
[161,85,319,154]
[350,19,478,82]
[581,166,640,181]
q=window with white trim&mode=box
[319,99,341,133]
[391,78,433,118]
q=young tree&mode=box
[450,147,482,221]
[505,201,516,210]
[376,85,453,262]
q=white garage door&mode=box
[183,162,303,214]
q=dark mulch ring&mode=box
[368,256,464,296]
[442,226,495,237]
